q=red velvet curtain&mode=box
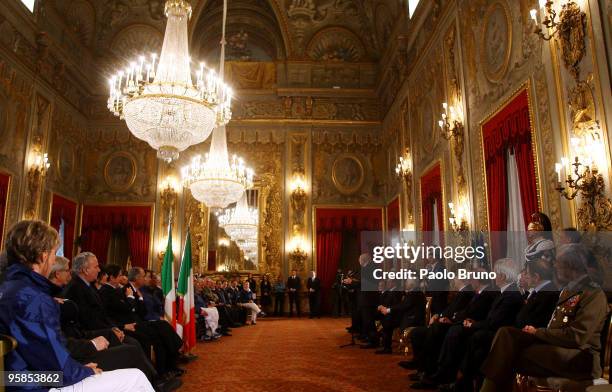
[50,194,78,259]
[316,208,383,313]
[482,89,538,261]
[387,197,400,237]
[81,205,152,268]
[420,164,443,236]
[0,172,10,248]
[316,231,343,313]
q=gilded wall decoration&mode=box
[109,24,163,61]
[568,74,598,136]
[557,2,586,81]
[312,129,384,204]
[103,151,137,193]
[306,27,366,62]
[332,153,365,195]
[480,0,512,83]
[183,191,209,273]
[224,62,276,90]
[56,141,76,183]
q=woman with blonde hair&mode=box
[0,220,154,392]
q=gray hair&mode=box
[49,256,70,279]
[72,252,95,274]
[128,267,144,282]
[494,258,518,283]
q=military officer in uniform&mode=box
[479,244,608,392]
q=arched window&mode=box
[20,0,36,12]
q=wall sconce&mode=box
[218,237,231,248]
[530,1,585,41]
[288,235,308,269]
[24,139,50,219]
[290,172,307,228]
[395,149,413,183]
[448,202,469,232]
[439,102,464,143]
[555,137,612,231]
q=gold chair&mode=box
[425,296,432,325]
[516,312,612,392]
[0,334,18,392]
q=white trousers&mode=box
[49,369,153,392]
[241,302,261,322]
[203,306,219,335]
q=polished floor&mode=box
[178,317,410,391]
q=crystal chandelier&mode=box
[180,0,253,209]
[220,192,258,241]
[182,134,254,209]
[107,0,232,162]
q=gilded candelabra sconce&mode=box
[24,138,50,219]
[530,1,586,80]
[439,102,466,190]
[448,202,469,232]
[555,137,612,231]
[395,149,414,223]
[288,235,308,270]
[290,172,307,229]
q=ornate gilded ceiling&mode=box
[46,0,403,66]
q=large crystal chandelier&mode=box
[180,0,253,209]
[220,192,258,241]
[107,0,232,162]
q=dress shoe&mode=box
[177,353,197,364]
[410,376,438,390]
[360,343,378,349]
[169,367,186,377]
[155,375,182,392]
[375,348,392,354]
[437,383,457,392]
[409,372,423,382]
[398,360,418,370]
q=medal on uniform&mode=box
[562,316,568,323]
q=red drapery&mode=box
[316,208,383,313]
[482,89,538,261]
[50,194,78,259]
[387,197,400,236]
[0,172,10,248]
[420,164,443,234]
[80,205,152,268]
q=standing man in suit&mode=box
[307,271,321,318]
[287,270,301,317]
[480,244,609,392]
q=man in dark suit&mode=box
[480,245,609,392]
[287,270,301,317]
[426,258,450,315]
[514,259,559,329]
[377,279,426,354]
[307,271,321,318]
[410,270,499,389]
[436,260,525,390]
[399,279,474,372]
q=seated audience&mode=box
[141,270,164,321]
[480,244,608,392]
[0,220,154,391]
[195,278,221,341]
[377,278,426,354]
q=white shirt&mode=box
[477,284,489,294]
[533,280,551,293]
[499,282,513,293]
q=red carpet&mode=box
[178,318,410,391]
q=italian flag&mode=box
[161,224,176,329]
[177,229,196,351]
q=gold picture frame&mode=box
[103,151,137,193]
[331,153,365,195]
[0,171,12,252]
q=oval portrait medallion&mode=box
[332,153,365,195]
[56,143,75,182]
[104,151,137,192]
[481,0,512,83]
